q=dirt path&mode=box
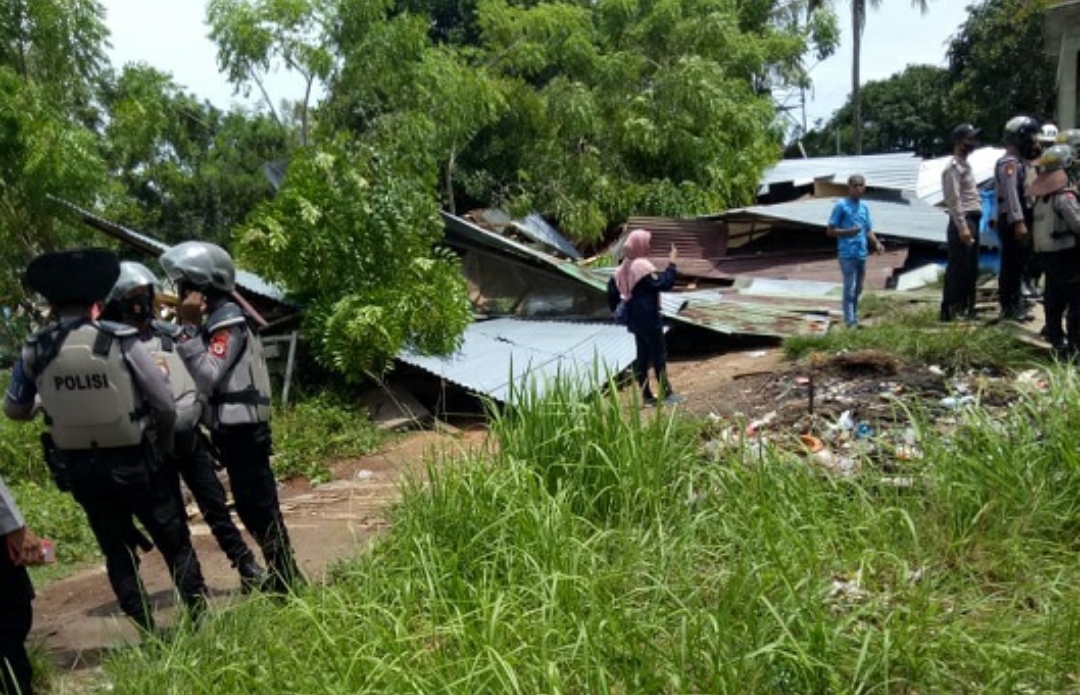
[30,428,489,680]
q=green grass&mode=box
[271,392,383,484]
[784,304,1042,371]
[96,367,1080,694]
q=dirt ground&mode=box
[28,332,1045,688]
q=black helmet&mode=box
[1003,116,1040,145]
[951,123,981,143]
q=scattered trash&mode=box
[836,410,855,431]
[855,421,874,439]
[940,395,977,410]
[746,411,777,435]
[355,469,375,480]
[928,365,945,376]
[746,350,768,358]
[798,433,825,453]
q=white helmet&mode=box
[1040,123,1059,144]
[159,241,236,294]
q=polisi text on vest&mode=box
[54,373,110,391]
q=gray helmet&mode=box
[1056,128,1080,149]
[1004,116,1039,145]
[159,241,236,293]
[107,261,160,305]
[1037,144,1075,173]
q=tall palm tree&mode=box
[810,0,931,154]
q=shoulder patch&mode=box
[1005,163,1015,177]
[209,330,230,358]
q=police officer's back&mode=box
[3,248,207,633]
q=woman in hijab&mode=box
[607,228,682,406]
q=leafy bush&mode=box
[271,394,382,484]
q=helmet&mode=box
[1003,116,1040,145]
[1037,144,1075,173]
[106,261,160,305]
[1056,128,1080,148]
[159,241,236,293]
[951,123,981,143]
[1040,123,1060,143]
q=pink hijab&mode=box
[614,229,657,299]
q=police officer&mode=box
[1,475,44,695]
[995,116,1040,321]
[941,123,984,322]
[1028,145,1080,357]
[3,248,208,633]
[159,242,303,593]
[104,262,266,590]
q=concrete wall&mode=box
[1048,2,1080,129]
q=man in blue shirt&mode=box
[827,174,884,328]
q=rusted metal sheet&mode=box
[621,216,728,281]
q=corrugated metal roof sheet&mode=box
[762,152,920,191]
[728,196,948,245]
[760,148,1006,207]
[916,147,1005,205]
[512,213,582,260]
[397,318,636,403]
[621,217,728,280]
[443,211,836,338]
[50,197,289,302]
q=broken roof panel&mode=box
[50,197,289,303]
[465,209,582,259]
[397,318,636,403]
[916,147,1005,205]
[443,211,837,338]
[761,152,920,191]
[726,196,947,245]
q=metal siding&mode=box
[729,196,948,245]
[397,318,637,403]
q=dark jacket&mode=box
[607,264,677,333]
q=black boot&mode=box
[236,555,267,594]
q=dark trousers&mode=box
[941,213,982,321]
[632,328,672,398]
[66,446,207,632]
[997,214,1029,316]
[212,423,302,591]
[1040,249,1080,348]
[0,552,33,695]
[165,431,255,568]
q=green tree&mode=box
[97,63,290,247]
[234,137,474,376]
[947,0,1055,143]
[0,0,109,305]
[799,64,953,156]
[810,0,930,155]
[207,0,337,145]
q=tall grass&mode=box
[99,368,1080,694]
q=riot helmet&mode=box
[1037,144,1075,174]
[1056,129,1080,149]
[159,241,236,295]
[1004,116,1041,158]
[1040,123,1060,144]
[105,261,160,325]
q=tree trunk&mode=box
[852,1,863,156]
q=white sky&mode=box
[101,0,973,123]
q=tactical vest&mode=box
[32,321,146,450]
[147,320,202,432]
[1033,191,1079,254]
[205,303,272,426]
